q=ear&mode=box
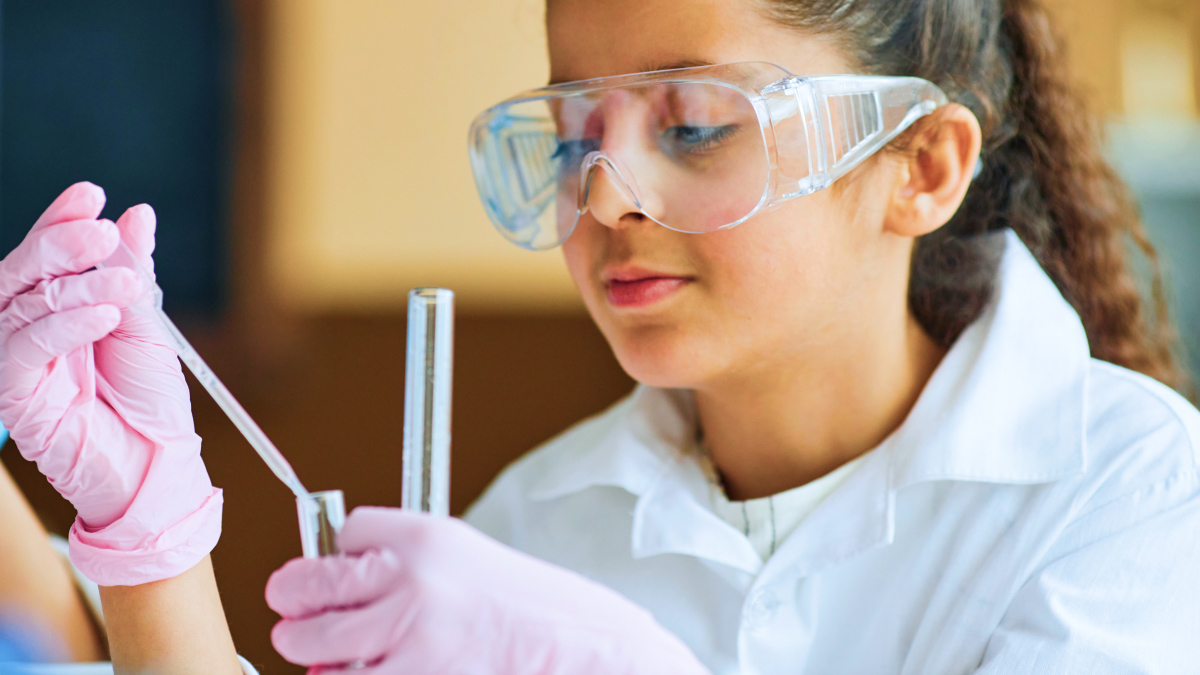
[882,104,983,238]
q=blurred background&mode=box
[0,0,1196,671]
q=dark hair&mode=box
[765,0,1189,393]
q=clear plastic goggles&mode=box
[468,62,948,251]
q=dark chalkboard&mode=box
[1,0,231,315]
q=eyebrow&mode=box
[643,58,714,72]
[548,59,715,86]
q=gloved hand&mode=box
[267,507,711,675]
[0,182,222,586]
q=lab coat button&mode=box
[743,589,781,630]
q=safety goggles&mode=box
[468,62,948,251]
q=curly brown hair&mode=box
[765,0,1190,393]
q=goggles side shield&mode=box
[468,63,948,251]
[762,75,949,204]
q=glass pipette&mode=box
[98,240,308,498]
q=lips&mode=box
[603,267,692,308]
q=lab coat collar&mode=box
[527,386,697,502]
[523,384,676,499]
[527,230,1088,575]
[768,230,1089,579]
[887,229,1089,489]
[528,388,766,573]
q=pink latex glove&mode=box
[267,507,711,675]
[0,182,222,586]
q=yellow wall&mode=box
[264,0,1198,313]
[1045,0,1200,119]
[264,0,576,312]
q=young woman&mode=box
[263,0,1200,672]
[3,0,1197,673]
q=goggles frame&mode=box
[468,62,949,250]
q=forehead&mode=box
[546,0,850,84]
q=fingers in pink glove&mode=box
[95,202,199,436]
[0,182,112,305]
[336,506,438,556]
[266,513,420,668]
[0,218,122,312]
[0,267,142,343]
[266,549,404,620]
[5,305,122,375]
[270,552,420,667]
[0,270,142,402]
[334,508,591,616]
[113,203,156,275]
[29,182,106,233]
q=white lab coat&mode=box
[466,230,1200,675]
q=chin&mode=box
[606,326,708,389]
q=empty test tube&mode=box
[403,288,454,516]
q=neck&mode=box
[695,313,944,501]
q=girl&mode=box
[265,0,1200,671]
[3,0,1198,673]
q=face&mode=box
[548,0,911,390]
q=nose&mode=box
[578,152,663,230]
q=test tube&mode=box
[297,490,346,558]
[403,288,454,516]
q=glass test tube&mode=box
[403,288,454,516]
[297,490,346,558]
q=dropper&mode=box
[98,240,308,498]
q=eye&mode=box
[663,124,740,153]
[551,138,601,163]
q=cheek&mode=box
[692,193,871,347]
[702,204,837,306]
[561,226,616,325]
[737,189,876,282]
[561,231,596,295]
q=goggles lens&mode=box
[470,81,769,250]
